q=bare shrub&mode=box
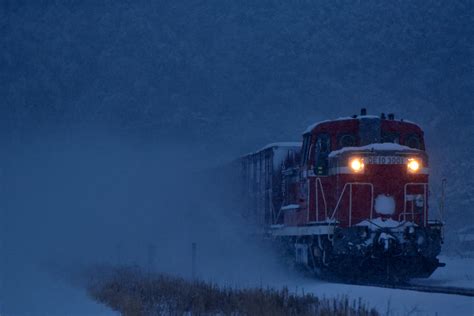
[86,265,378,316]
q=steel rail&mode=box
[306,272,474,297]
[329,278,474,297]
[375,282,474,297]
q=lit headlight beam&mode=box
[407,158,420,173]
[349,157,365,172]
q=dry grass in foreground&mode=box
[86,266,379,316]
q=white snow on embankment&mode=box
[304,255,473,316]
[411,255,474,289]
[263,255,473,316]
[300,280,473,316]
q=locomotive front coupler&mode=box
[332,223,443,260]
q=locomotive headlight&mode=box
[407,158,420,173]
[349,157,365,173]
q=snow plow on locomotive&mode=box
[239,109,444,281]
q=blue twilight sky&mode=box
[0,1,473,315]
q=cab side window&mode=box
[301,134,311,165]
[315,133,330,175]
[405,134,421,149]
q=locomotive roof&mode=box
[328,143,422,158]
[303,115,420,135]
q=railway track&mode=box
[377,283,474,297]
[309,271,474,297]
[344,280,474,297]
[394,284,474,297]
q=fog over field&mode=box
[2,129,303,314]
[1,1,473,315]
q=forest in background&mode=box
[1,0,472,244]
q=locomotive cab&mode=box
[300,113,431,225]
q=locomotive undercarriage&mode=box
[276,222,444,281]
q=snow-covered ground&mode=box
[411,255,474,289]
[213,254,473,316]
[7,255,470,315]
[298,279,473,316]
[0,262,118,316]
[293,255,473,316]
[81,255,470,316]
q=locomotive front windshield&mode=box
[381,132,400,144]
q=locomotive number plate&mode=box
[366,156,406,165]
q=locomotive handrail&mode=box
[402,182,428,227]
[330,182,374,226]
[315,177,328,221]
[330,183,349,221]
[439,178,447,222]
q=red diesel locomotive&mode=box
[239,109,444,280]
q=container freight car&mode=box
[239,143,301,229]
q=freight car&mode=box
[238,109,444,280]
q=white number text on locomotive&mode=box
[366,156,407,165]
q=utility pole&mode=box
[147,243,156,275]
[440,178,447,222]
[191,242,197,280]
[116,242,123,266]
